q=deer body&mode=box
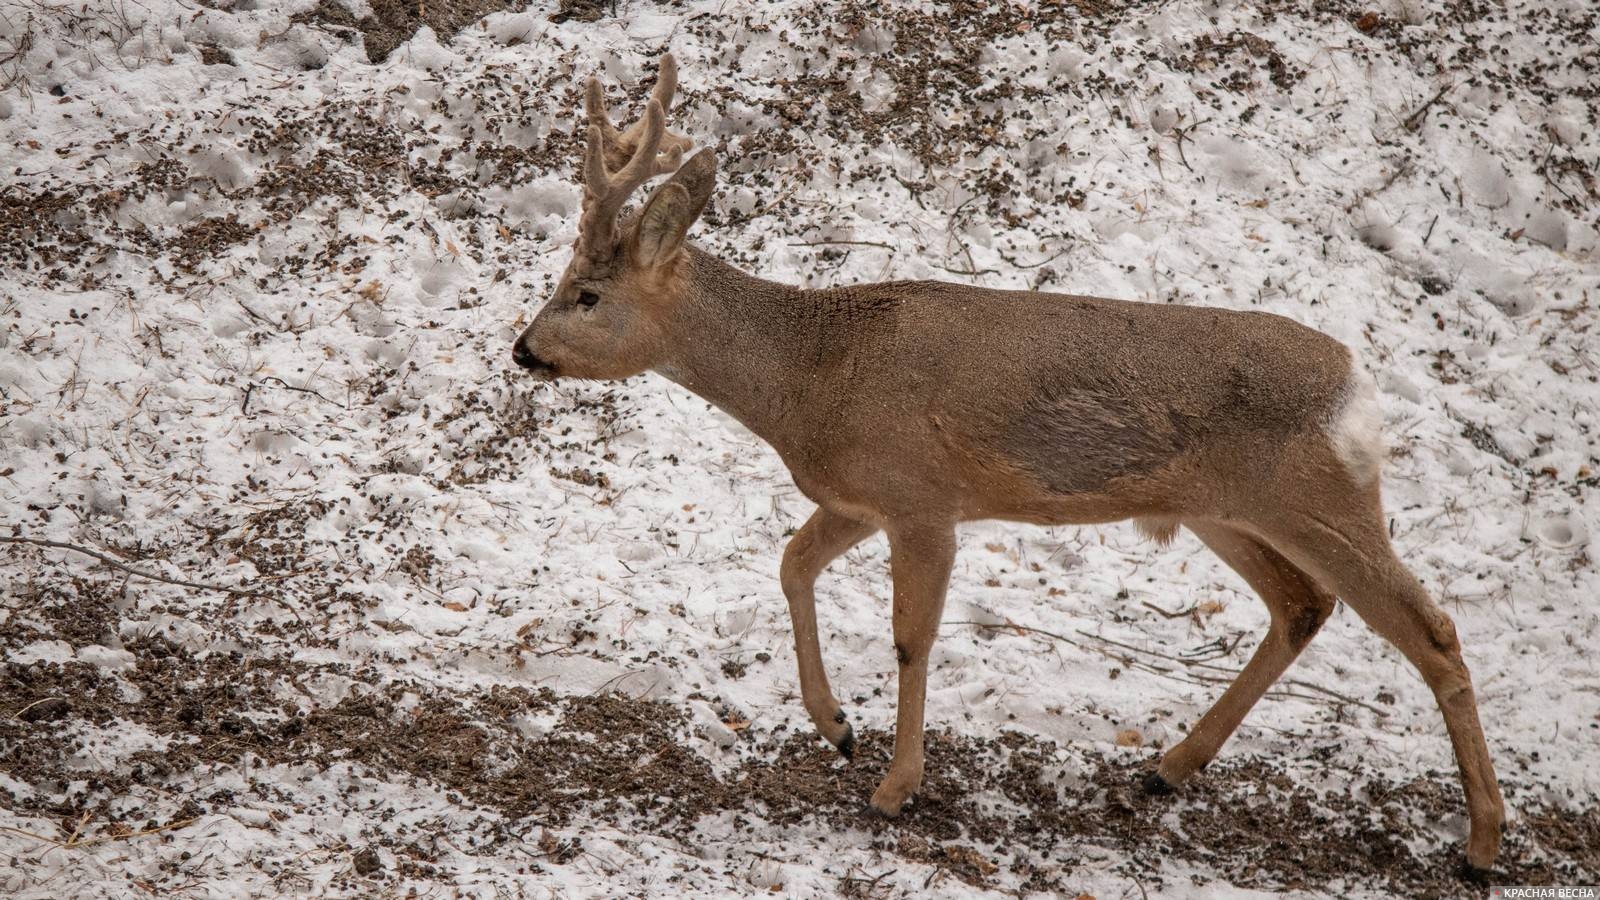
[658,248,1355,529]
[512,56,1506,874]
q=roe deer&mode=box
[511,54,1505,874]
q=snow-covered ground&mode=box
[2,0,1597,896]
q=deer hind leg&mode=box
[867,523,956,816]
[780,508,878,758]
[1267,497,1506,872]
[1148,522,1335,792]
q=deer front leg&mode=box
[868,524,956,816]
[780,508,878,758]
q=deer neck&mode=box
[651,247,816,448]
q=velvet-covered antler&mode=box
[576,54,695,261]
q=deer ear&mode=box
[633,149,716,268]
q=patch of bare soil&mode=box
[2,597,1595,896]
[294,0,530,63]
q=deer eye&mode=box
[576,290,600,308]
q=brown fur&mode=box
[512,56,1506,872]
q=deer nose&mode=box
[512,339,549,373]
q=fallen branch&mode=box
[1168,115,1212,173]
[997,245,1071,270]
[787,239,894,250]
[950,619,1082,647]
[0,817,198,850]
[1141,600,1199,619]
[1342,157,1414,213]
[949,619,1389,718]
[934,263,1000,277]
[258,375,339,407]
[1402,82,1452,132]
[751,182,800,218]
[0,534,305,626]
[839,866,899,897]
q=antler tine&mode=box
[584,56,693,173]
[612,98,667,191]
[650,53,678,118]
[578,99,669,259]
[584,77,622,147]
[582,122,610,199]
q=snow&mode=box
[2,0,1597,896]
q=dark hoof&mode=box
[860,803,893,821]
[835,723,855,761]
[1141,771,1175,796]
[1458,860,1494,885]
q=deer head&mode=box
[513,54,714,381]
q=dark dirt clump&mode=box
[172,214,256,272]
[353,845,384,876]
[13,577,120,650]
[0,188,90,270]
[548,0,607,24]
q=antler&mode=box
[577,55,695,261]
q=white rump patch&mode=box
[1327,363,1384,485]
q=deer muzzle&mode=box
[511,333,557,379]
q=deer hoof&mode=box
[867,782,911,817]
[1458,860,1494,885]
[860,802,898,821]
[834,723,855,761]
[1141,771,1175,796]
